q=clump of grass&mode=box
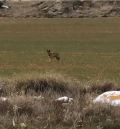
[75,81,116,97]
[87,82,115,94]
[12,73,80,96]
[0,73,119,128]
[0,99,12,115]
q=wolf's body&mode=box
[47,50,60,62]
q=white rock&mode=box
[0,97,7,102]
[93,91,120,106]
[1,5,9,9]
[56,96,73,103]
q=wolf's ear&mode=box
[47,50,50,52]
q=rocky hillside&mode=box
[1,1,120,18]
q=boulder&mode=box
[39,1,54,10]
[93,91,120,106]
[54,0,62,11]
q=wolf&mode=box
[47,50,60,62]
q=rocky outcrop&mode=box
[0,1,120,18]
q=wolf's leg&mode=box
[49,58,52,62]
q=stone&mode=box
[93,91,120,106]
[54,0,62,11]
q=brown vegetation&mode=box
[0,73,119,128]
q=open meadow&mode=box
[0,18,120,129]
[1,18,120,82]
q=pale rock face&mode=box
[93,91,120,106]
[54,0,62,11]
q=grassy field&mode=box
[1,18,120,128]
[1,18,120,83]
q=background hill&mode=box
[1,1,120,18]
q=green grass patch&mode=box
[0,18,120,82]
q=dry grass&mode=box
[0,73,119,128]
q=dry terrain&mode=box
[1,1,120,18]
